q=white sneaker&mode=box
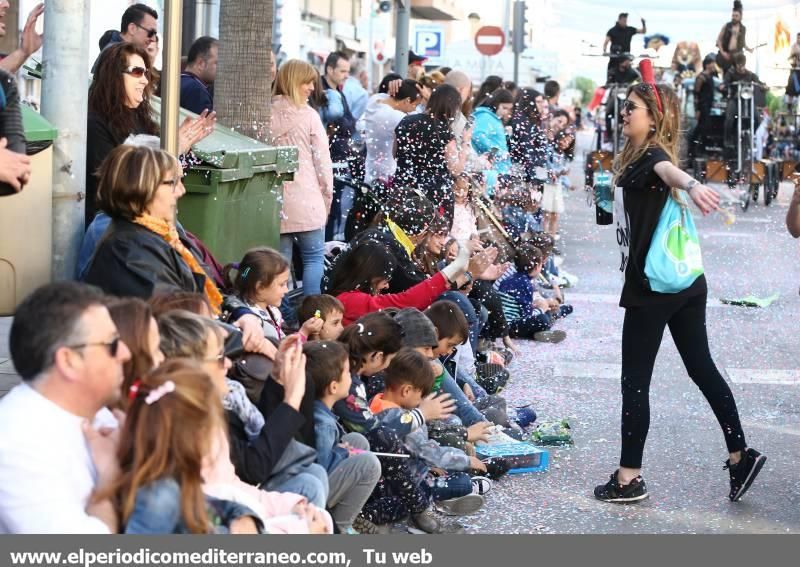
[559,270,579,288]
[471,476,493,496]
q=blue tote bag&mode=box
[644,193,704,293]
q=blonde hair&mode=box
[157,310,223,361]
[96,144,180,220]
[613,83,683,202]
[273,59,319,106]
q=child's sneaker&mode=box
[725,447,766,502]
[435,493,485,516]
[481,457,511,480]
[408,509,466,534]
[471,476,493,495]
[533,330,567,343]
[594,470,649,503]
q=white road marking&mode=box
[567,293,725,307]
[733,216,776,224]
[702,232,752,238]
[552,361,621,379]
[726,368,800,385]
[741,419,800,437]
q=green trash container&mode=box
[151,99,298,265]
[0,107,58,314]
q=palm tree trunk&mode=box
[215,0,273,142]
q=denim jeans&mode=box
[280,229,325,322]
[455,365,488,399]
[438,292,481,352]
[427,471,472,502]
[508,313,552,339]
[326,179,355,241]
[439,370,484,427]
[265,462,329,509]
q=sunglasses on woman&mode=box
[621,99,647,115]
[123,65,150,79]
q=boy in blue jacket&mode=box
[370,348,488,521]
[497,242,572,341]
[306,341,380,534]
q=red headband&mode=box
[638,58,662,113]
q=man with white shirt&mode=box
[0,282,131,533]
[359,77,421,185]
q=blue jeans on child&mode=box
[456,366,488,399]
[508,305,573,339]
[439,370,485,427]
[266,462,329,509]
[427,471,473,502]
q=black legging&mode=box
[620,292,747,468]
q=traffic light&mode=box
[272,0,284,54]
[512,0,527,54]
[377,0,392,13]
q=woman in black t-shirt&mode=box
[394,84,471,226]
[594,80,765,504]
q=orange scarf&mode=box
[133,214,223,314]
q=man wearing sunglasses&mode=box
[0,282,132,533]
[605,54,640,146]
[91,3,158,73]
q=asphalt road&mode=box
[467,134,800,534]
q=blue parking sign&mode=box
[415,26,444,61]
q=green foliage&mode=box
[766,90,784,117]
[573,76,596,105]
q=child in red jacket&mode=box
[327,240,477,326]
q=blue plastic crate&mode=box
[476,442,550,474]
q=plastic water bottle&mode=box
[718,207,736,225]
[594,164,613,225]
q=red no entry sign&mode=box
[474,26,506,56]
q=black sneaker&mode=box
[725,448,766,502]
[594,470,649,503]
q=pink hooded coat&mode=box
[203,430,333,534]
[269,95,334,234]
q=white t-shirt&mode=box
[0,384,112,534]
[359,94,406,184]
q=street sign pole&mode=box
[367,9,374,90]
[512,1,526,86]
[395,0,410,78]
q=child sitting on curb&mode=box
[370,349,490,521]
[334,312,462,534]
[497,243,573,343]
[297,295,346,341]
[305,341,381,534]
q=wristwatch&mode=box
[452,271,474,291]
[685,179,699,192]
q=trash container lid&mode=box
[21,105,58,142]
[150,97,280,170]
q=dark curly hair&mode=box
[89,42,159,142]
